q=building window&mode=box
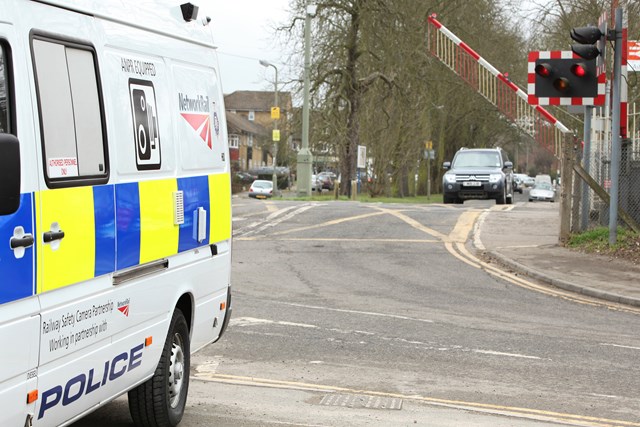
[229,134,239,149]
[247,135,253,147]
[248,110,255,121]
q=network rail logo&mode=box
[179,93,219,149]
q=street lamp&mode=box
[296,2,316,197]
[259,59,279,196]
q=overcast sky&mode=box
[200,0,292,95]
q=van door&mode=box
[31,35,113,295]
[0,23,41,427]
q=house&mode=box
[225,90,293,172]
[225,111,269,171]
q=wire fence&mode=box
[572,102,640,233]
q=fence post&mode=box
[559,134,574,245]
[571,146,583,233]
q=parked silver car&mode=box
[529,182,555,202]
[248,180,273,199]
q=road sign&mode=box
[425,140,433,150]
[271,107,280,119]
[357,145,366,169]
[272,129,280,142]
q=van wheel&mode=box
[496,188,506,205]
[128,309,190,427]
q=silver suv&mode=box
[442,147,514,204]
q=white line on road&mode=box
[600,343,640,351]
[278,302,435,323]
[473,349,541,360]
[231,317,319,329]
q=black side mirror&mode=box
[0,133,20,215]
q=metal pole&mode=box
[559,132,573,245]
[273,68,278,195]
[609,7,623,245]
[427,156,431,199]
[581,106,593,230]
[259,60,279,195]
[296,2,315,197]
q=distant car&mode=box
[529,182,555,202]
[235,171,257,183]
[523,176,535,187]
[316,174,334,191]
[535,174,552,186]
[311,175,322,192]
[248,180,273,199]
[512,175,524,194]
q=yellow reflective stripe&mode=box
[209,173,231,244]
[36,187,96,293]
[139,178,179,264]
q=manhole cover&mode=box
[319,394,402,410]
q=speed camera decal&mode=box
[129,79,161,170]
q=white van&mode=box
[0,1,232,426]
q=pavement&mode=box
[475,202,640,308]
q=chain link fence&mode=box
[572,102,640,233]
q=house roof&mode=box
[225,90,291,112]
[226,112,269,136]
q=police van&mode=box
[0,1,232,426]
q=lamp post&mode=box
[296,2,316,197]
[259,59,279,196]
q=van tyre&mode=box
[128,309,190,427]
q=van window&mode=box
[0,42,12,134]
[32,37,108,185]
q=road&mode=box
[74,192,640,427]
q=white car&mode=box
[248,180,273,199]
[311,174,322,192]
[529,182,555,202]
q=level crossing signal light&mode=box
[533,58,596,98]
[570,26,604,60]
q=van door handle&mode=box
[10,234,34,249]
[43,230,65,243]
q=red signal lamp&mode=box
[571,63,587,77]
[535,63,552,77]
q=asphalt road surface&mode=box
[74,193,640,427]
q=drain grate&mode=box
[319,394,402,410]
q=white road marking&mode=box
[600,343,640,351]
[279,301,434,323]
[232,317,544,361]
[589,393,620,399]
[235,204,319,237]
[473,349,541,360]
[231,317,318,329]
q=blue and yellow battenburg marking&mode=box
[0,173,230,303]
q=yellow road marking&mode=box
[272,211,387,236]
[193,373,640,427]
[264,201,280,213]
[373,207,448,241]
[236,237,439,243]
